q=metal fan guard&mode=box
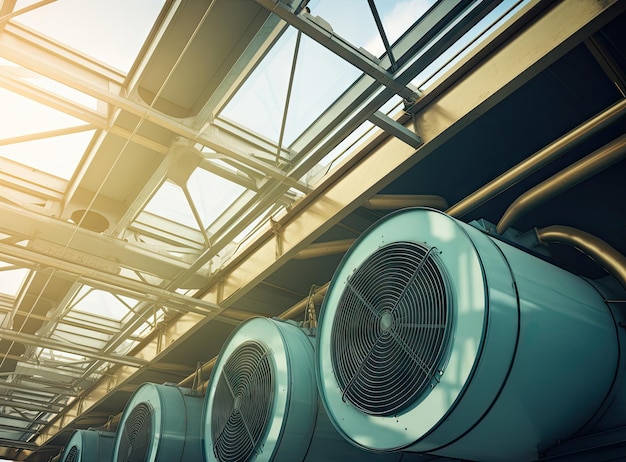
[211,340,274,462]
[64,445,78,462]
[330,241,452,416]
[117,401,153,462]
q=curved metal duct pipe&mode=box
[497,133,626,234]
[537,225,626,291]
[203,317,402,462]
[364,194,449,211]
[57,429,115,462]
[316,208,619,462]
[111,383,203,462]
[447,98,626,218]
[294,239,355,259]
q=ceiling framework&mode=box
[0,0,623,460]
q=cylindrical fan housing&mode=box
[203,316,403,462]
[112,382,203,462]
[316,207,619,462]
[58,429,114,462]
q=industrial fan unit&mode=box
[203,316,404,462]
[316,207,619,462]
[111,382,203,462]
[56,429,115,462]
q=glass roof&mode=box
[0,0,532,455]
[220,28,361,145]
[13,0,165,72]
[0,263,27,297]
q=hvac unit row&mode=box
[57,208,624,461]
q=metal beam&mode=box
[287,0,494,159]
[0,398,60,414]
[0,201,209,287]
[256,0,419,101]
[0,423,38,435]
[0,157,66,203]
[0,380,78,397]
[0,327,146,368]
[368,111,422,148]
[0,240,222,316]
[0,22,124,85]
[0,437,37,451]
[0,413,49,427]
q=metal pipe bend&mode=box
[536,225,626,291]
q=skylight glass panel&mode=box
[306,0,436,58]
[0,83,94,180]
[0,85,92,138]
[0,265,28,297]
[373,0,438,51]
[115,338,140,356]
[188,168,246,229]
[37,348,87,366]
[52,323,110,350]
[305,0,383,55]
[13,0,166,72]
[70,287,131,322]
[144,170,246,232]
[220,28,359,146]
[0,129,94,180]
[412,0,529,90]
[144,180,198,230]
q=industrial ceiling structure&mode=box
[0,0,625,460]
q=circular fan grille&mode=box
[64,445,78,462]
[331,241,452,416]
[211,341,274,462]
[117,402,153,462]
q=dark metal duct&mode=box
[57,429,115,462]
[111,383,203,462]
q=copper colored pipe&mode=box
[447,99,626,218]
[536,225,626,291]
[497,134,626,234]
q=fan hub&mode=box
[379,311,393,333]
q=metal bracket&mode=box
[303,284,318,329]
[368,111,423,148]
[270,218,283,258]
[257,0,419,101]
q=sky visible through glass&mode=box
[221,0,436,146]
[1,0,164,181]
